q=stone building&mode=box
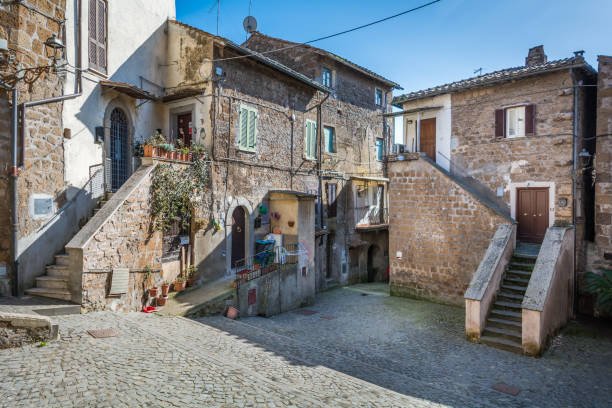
[244,32,401,290]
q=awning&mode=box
[162,88,205,103]
[350,175,389,182]
[382,105,442,117]
[100,81,157,100]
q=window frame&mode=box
[505,105,526,139]
[321,67,333,88]
[238,105,258,152]
[375,88,383,106]
[304,119,317,160]
[88,0,108,75]
[375,138,384,161]
[324,126,336,154]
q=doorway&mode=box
[231,206,246,268]
[177,112,192,147]
[419,118,436,162]
[517,188,549,243]
[110,108,130,191]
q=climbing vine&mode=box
[150,150,210,232]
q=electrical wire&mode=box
[204,0,441,63]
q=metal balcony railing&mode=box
[354,206,389,228]
[234,243,308,287]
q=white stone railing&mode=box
[522,226,574,356]
[464,224,516,341]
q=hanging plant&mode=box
[151,150,210,232]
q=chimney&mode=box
[525,45,547,67]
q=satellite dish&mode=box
[243,16,257,34]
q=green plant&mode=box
[175,276,186,282]
[144,130,166,146]
[151,153,210,231]
[186,265,197,278]
[584,270,612,313]
[158,143,174,152]
[37,341,47,347]
[134,141,144,157]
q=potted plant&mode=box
[161,281,170,297]
[143,130,165,157]
[159,143,174,159]
[148,286,159,297]
[174,276,187,292]
[157,296,168,307]
[186,265,197,287]
[226,306,239,319]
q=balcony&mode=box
[354,206,389,231]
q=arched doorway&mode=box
[110,108,129,191]
[231,206,246,268]
[367,245,380,282]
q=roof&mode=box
[245,32,402,90]
[393,56,596,106]
[169,20,330,93]
[269,190,317,199]
[100,81,157,100]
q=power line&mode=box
[206,0,442,62]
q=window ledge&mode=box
[237,147,257,154]
[88,67,108,79]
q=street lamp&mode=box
[578,148,592,168]
[44,34,64,66]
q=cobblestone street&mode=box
[1,284,611,407]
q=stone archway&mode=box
[103,98,135,192]
[367,244,382,282]
[225,197,254,275]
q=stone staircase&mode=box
[24,193,113,301]
[480,242,540,353]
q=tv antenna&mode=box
[474,67,483,76]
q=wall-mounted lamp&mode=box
[578,148,592,168]
[45,34,64,66]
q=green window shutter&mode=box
[248,109,257,149]
[305,122,311,158]
[239,108,248,148]
[310,122,317,159]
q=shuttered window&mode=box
[324,126,336,153]
[326,183,337,218]
[376,138,384,161]
[239,105,258,151]
[495,104,536,139]
[88,0,107,73]
[305,120,317,159]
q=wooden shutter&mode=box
[305,121,316,159]
[326,183,337,218]
[525,104,536,136]
[248,109,257,149]
[239,107,248,148]
[494,109,505,138]
[89,0,107,73]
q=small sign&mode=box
[396,251,403,259]
[179,235,190,245]
[34,198,53,216]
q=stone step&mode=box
[500,283,527,295]
[506,269,531,280]
[98,200,108,208]
[493,300,522,313]
[35,276,69,290]
[490,308,522,322]
[483,326,522,342]
[486,317,522,331]
[480,335,523,354]
[508,262,535,272]
[24,287,72,301]
[512,253,538,263]
[93,208,101,216]
[497,291,524,302]
[54,253,70,266]
[46,265,70,279]
[504,276,530,287]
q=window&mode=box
[239,105,258,151]
[322,67,332,87]
[326,183,337,218]
[324,126,336,153]
[375,88,383,106]
[304,120,317,159]
[88,0,107,73]
[376,138,384,161]
[495,104,536,139]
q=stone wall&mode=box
[388,155,512,305]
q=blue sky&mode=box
[176,0,612,96]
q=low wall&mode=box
[465,224,516,341]
[237,264,311,317]
[522,227,574,356]
[0,312,59,348]
[388,155,514,305]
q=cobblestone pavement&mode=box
[199,283,612,408]
[1,285,610,407]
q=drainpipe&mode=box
[12,0,83,296]
[571,68,580,315]
[316,92,330,228]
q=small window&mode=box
[376,138,384,161]
[89,0,107,73]
[304,120,317,159]
[30,194,55,219]
[239,105,258,151]
[506,106,525,138]
[375,89,383,106]
[326,183,337,218]
[324,126,336,153]
[495,104,535,139]
[322,67,332,87]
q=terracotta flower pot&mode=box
[226,306,239,319]
[174,280,186,292]
[187,278,196,287]
[153,146,159,157]
[148,287,158,297]
[187,153,192,161]
[144,145,153,157]
[157,296,168,307]
[161,284,170,297]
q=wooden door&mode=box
[517,188,549,243]
[231,207,246,268]
[177,113,192,147]
[419,118,436,162]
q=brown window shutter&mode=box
[495,109,505,138]
[525,104,536,136]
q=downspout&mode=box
[316,92,330,228]
[13,0,83,296]
[571,68,579,315]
